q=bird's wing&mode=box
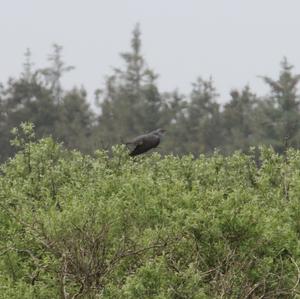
[125,134,146,146]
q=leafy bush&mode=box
[1,123,300,298]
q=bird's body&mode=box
[125,128,166,156]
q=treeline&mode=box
[1,24,300,162]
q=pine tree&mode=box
[55,88,94,152]
[22,48,34,82]
[183,77,222,155]
[41,44,74,103]
[222,86,257,153]
[158,91,187,155]
[96,24,164,148]
[254,58,300,152]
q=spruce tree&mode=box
[96,24,163,148]
[222,86,257,153]
[183,77,222,155]
[255,58,300,152]
[55,88,94,152]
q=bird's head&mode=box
[153,128,166,137]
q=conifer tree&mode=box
[55,88,94,152]
[222,86,257,153]
[255,58,300,152]
[41,44,74,103]
[96,24,163,147]
[183,77,222,155]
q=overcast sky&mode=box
[1,0,300,104]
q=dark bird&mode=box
[125,128,166,156]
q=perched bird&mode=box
[125,128,166,156]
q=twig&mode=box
[71,280,85,299]
[290,256,300,293]
[245,283,260,298]
[61,253,69,299]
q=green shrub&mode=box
[1,123,300,298]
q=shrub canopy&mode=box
[1,123,300,298]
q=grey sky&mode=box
[1,0,300,104]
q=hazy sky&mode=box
[1,0,300,104]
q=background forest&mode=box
[1,24,300,162]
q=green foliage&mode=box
[181,77,222,155]
[222,87,257,154]
[55,88,94,153]
[0,45,94,163]
[254,58,300,153]
[1,126,300,298]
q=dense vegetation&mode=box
[1,24,300,162]
[1,123,300,298]
[1,23,300,298]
